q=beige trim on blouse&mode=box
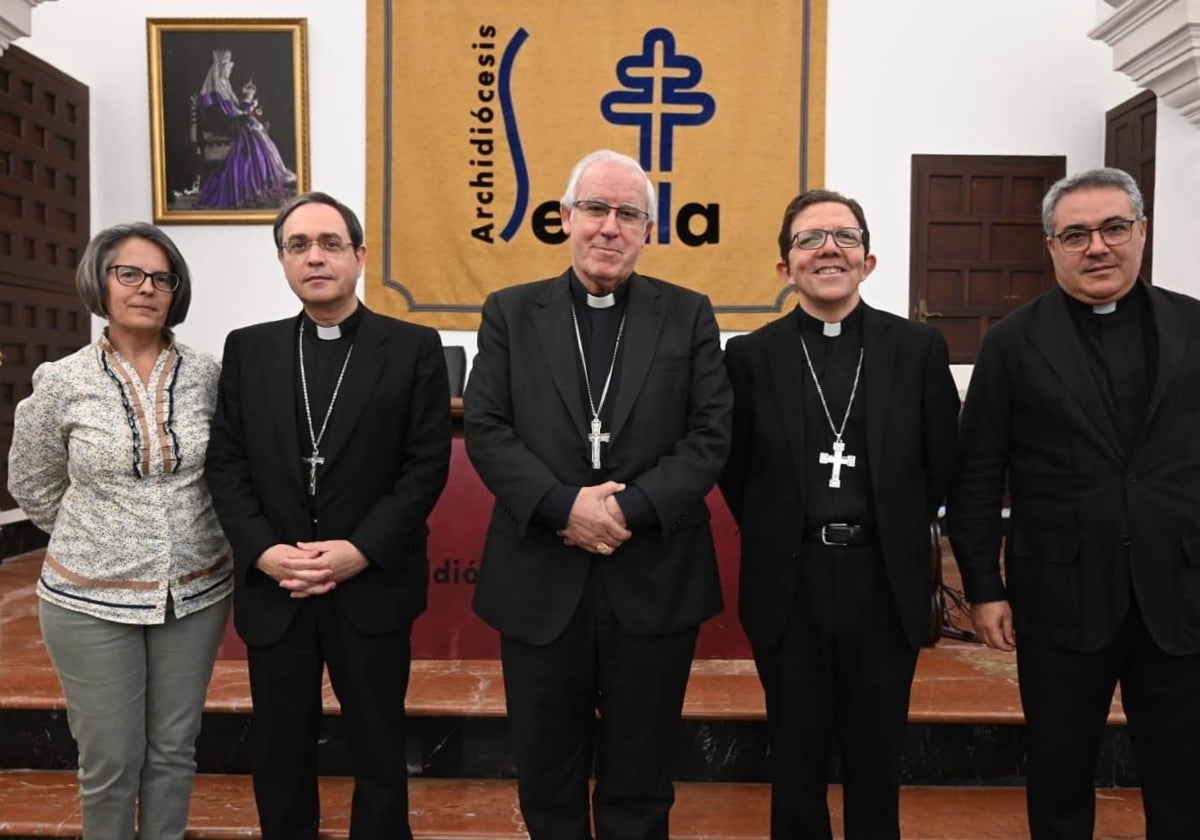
[177,552,232,585]
[44,552,161,591]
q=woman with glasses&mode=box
[8,222,232,839]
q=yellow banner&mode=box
[366,0,826,331]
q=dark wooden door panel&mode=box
[0,46,89,510]
[1106,90,1155,285]
[910,155,1065,364]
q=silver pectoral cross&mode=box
[587,418,610,469]
[818,439,856,489]
[302,450,325,496]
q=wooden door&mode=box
[1105,90,1155,285]
[910,155,1065,364]
[0,46,90,511]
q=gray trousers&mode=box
[39,597,230,839]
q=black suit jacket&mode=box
[464,271,733,646]
[948,282,1200,655]
[205,307,451,647]
[720,304,960,650]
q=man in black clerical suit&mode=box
[719,189,959,839]
[464,149,732,839]
[205,192,450,840]
[948,168,1200,839]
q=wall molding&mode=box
[1091,0,1200,126]
[0,0,53,56]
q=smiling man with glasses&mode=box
[719,189,959,839]
[950,167,1200,838]
[464,149,732,839]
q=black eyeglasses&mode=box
[790,228,865,251]
[108,265,180,293]
[1053,218,1139,252]
[571,200,650,227]
[280,236,356,257]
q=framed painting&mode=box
[147,18,309,224]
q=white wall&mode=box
[1150,104,1200,295]
[18,0,1196,365]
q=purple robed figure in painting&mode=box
[195,50,297,210]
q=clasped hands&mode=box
[256,540,369,598]
[558,481,631,556]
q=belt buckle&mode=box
[821,523,851,546]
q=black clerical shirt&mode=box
[532,273,655,531]
[296,303,364,524]
[796,304,874,528]
[1063,282,1156,454]
[569,271,626,439]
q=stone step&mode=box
[0,550,1126,726]
[0,641,1123,726]
[0,770,1147,839]
[1,549,1137,787]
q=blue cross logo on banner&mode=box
[600,28,716,173]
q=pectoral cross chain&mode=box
[588,418,610,470]
[818,439,856,489]
[297,319,355,499]
[800,337,864,492]
[302,450,325,496]
[571,305,625,472]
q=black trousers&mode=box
[1017,603,1200,840]
[752,543,919,840]
[500,567,699,840]
[246,596,413,840]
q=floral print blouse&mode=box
[8,333,232,624]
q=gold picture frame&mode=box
[147,18,309,224]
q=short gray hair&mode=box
[1042,167,1144,236]
[76,223,192,327]
[560,149,657,224]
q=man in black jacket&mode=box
[206,192,450,839]
[721,189,959,839]
[949,167,1200,839]
[465,149,732,839]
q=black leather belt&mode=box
[803,523,876,546]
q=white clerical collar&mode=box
[587,293,616,309]
[822,321,842,337]
[1092,301,1117,315]
[315,323,342,340]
